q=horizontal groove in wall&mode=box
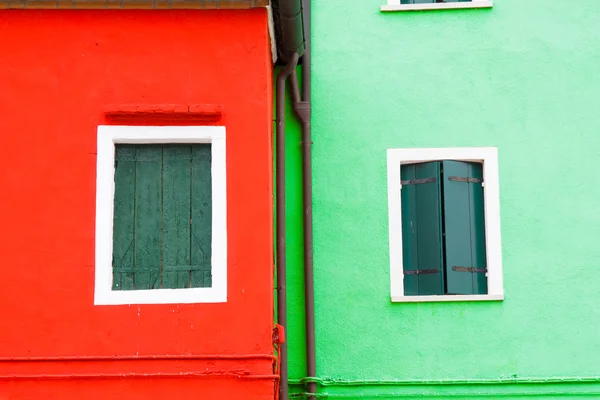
[289,390,600,398]
[289,376,600,386]
[0,0,269,9]
[288,378,600,398]
[0,372,279,380]
[0,355,276,379]
[0,354,275,362]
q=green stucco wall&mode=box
[285,0,600,398]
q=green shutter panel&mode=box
[133,146,163,290]
[162,145,193,289]
[442,160,488,295]
[112,144,212,291]
[401,162,444,296]
[191,144,212,288]
[112,145,162,291]
[112,145,137,290]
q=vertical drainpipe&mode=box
[289,0,315,397]
[276,52,300,400]
[273,0,312,398]
[299,1,316,398]
[291,17,315,400]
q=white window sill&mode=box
[392,294,504,303]
[381,1,493,12]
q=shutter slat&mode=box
[401,164,419,295]
[133,146,162,290]
[112,145,137,291]
[469,162,488,294]
[162,145,193,289]
[191,145,212,288]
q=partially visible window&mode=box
[401,0,471,4]
[387,147,503,302]
[95,125,227,305]
[112,144,212,291]
[382,0,492,11]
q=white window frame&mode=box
[381,0,493,12]
[387,147,503,303]
[95,125,227,305]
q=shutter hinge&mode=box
[401,177,436,186]
[448,176,483,184]
[452,266,487,274]
[403,269,439,275]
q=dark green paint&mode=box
[442,161,487,295]
[112,145,136,290]
[400,162,444,296]
[191,145,212,288]
[162,146,192,289]
[133,146,162,290]
[111,144,212,290]
[400,160,487,296]
[468,162,487,294]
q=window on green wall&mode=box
[94,125,227,306]
[400,0,471,4]
[400,160,486,296]
[387,148,504,303]
[381,0,492,11]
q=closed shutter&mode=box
[111,144,212,291]
[442,161,487,295]
[400,162,445,295]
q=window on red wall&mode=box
[95,126,227,305]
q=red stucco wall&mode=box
[0,9,274,399]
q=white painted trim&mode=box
[392,294,503,303]
[95,125,227,305]
[387,147,503,303]
[382,1,493,12]
[266,5,278,64]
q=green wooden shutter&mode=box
[191,145,213,288]
[162,145,193,289]
[112,144,212,291]
[442,161,487,295]
[133,146,162,290]
[401,162,444,296]
[112,145,137,290]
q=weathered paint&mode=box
[287,0,600,398]
[0,9,274,399]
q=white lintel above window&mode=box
[381,0,493,12]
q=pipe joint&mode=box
[293,101,311,123]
